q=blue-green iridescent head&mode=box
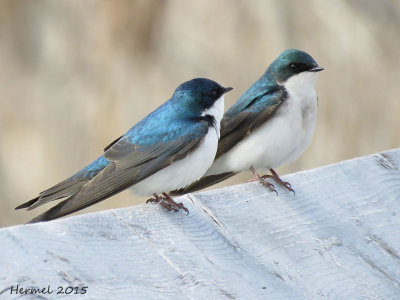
[173,78,232,115]
[266,49,323,84]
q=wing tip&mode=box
[170,172,236,196]
[15,197,39,210]
[27,213,52,224]
[26,201,67,223]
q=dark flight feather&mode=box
[104,135,123,152]
[27,120,211,223]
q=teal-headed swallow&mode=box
[173,50,323,195]
[16,78,232,222]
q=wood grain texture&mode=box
[1,149,400,299]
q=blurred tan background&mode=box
[1,0,399,227]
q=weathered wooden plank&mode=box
[1,149,400,299]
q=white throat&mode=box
[283,71,319,99]
[207,71,320,175]
[201,95,225,138]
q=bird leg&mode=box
[261,168,295,195]
[161,192,189,214]
[146,193,189,214]
[248,166,277,195]
[146,193,164,205]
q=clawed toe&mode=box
[248,167,297,195]
[146,193,162,204]
[281,181,295,195]
[146,197,159,204]
[159,201,180,212]
[260,179,278,195]
[248,175,277,194]
[161,200,188,214]
[174,202,189,215]
[268,169,296,195]
[146,193,189,214]
[249,166,277,195]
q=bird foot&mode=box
[146,194,163,204]
[146,193,189,214]
[248,166,277,195]
[258,178,278,195]
[263,169,295,195]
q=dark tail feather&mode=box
[27,172,134,223]
[15,180,87,212]
[170,172,236,196]
[26,185,122,223]
[27,197,78,223]
[15,197,39,210]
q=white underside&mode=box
[131,95,224,195]
[207,72,319,175]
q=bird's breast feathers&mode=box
[130,95,225,195]
[207,73,318,174]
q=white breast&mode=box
[131,95,224,195]
[207,72,319,175]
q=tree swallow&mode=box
[16,78,233,223]
[173,49,323,195]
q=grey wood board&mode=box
[1,149,400,299]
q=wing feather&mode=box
[28,121,211,222]
[171,86,286,195]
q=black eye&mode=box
[289,63,300,72]
[211,90,218,97]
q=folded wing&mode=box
[25,119,211,223]
[172,86,286,195]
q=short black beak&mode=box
[309,66,324,72]
[223,87,233,94]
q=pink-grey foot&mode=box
[146,193,163,204]
[146,193,188,214]
[261,168,295,195]
[161,192,189,214]
[249,166,277,195]
[146,193,181,212]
